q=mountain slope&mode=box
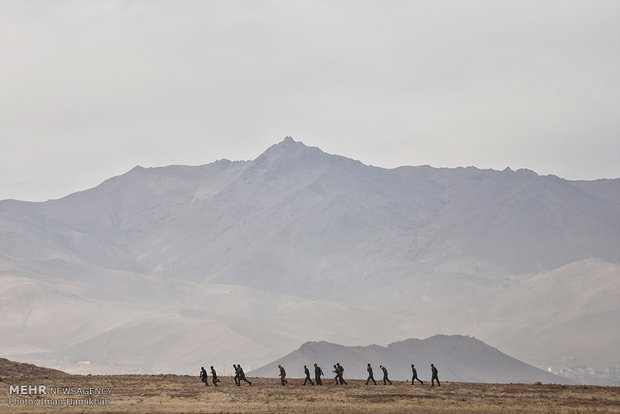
[2,138,617,290]
[0,358,70,379]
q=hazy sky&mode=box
[1,0,619,201]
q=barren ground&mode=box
[2,375,619,413]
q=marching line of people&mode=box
[199,363,440,387]
[199,366,221,387]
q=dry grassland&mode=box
[2,375,619,413]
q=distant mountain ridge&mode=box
[1,137,618,384]
[2,138,617,282]
[248,335,575,384]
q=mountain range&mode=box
[1,137,618,384]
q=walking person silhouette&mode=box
[303,365,314,385]
[411,364,423,385]
[314,363,324,386]
[431,363,440,387]
[279,365,288,386]
[366,363,377,385]
[199,366,209,386]
[237,364,252,386]
[380,365,392,385]
[210,366,220,386]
